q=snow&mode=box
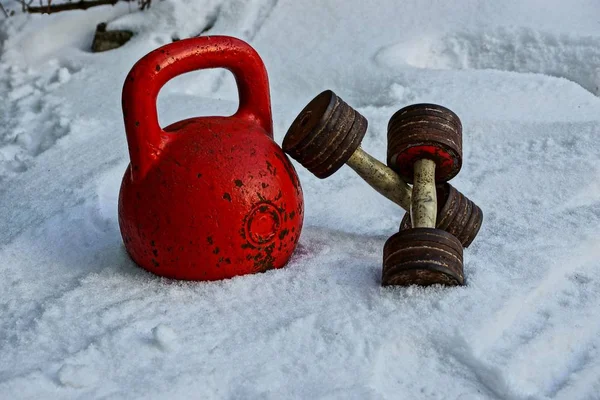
[1,0,600,398]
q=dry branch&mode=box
[27,0,119,13]
[0,3,9,17]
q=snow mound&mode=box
[375,27,600,96]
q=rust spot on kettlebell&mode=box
[223,193,232,202]
[234,179,243,187]
[274,151,301,193]
[253,242,276,272]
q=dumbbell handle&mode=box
[411,159,437,228]
[346,147,412,210]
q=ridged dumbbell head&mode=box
[387,104,462,184]
[399,183,483,247]
[382,228,464,286]
[283,90,367,179]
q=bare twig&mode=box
[13,0,33,11]
[13,0,34,12]
[27,0,119,13]
[12,0,143,14]
[0,3,9,17]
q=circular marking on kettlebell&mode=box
[245,202,281,246]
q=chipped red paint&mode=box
[118,36,304,281]
[392,145,459,183]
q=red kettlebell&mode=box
[118,36,304,281]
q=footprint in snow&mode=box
[0,60,80,182]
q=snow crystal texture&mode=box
[1,0,600,399]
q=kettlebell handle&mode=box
[122,36,273,181]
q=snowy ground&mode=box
[2,0,600,398]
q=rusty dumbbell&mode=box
[382,104,469,286]
[282,89,413,211]
[282,90,482,248]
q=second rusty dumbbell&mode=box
[283,90,482,248]
[382,104,466,286]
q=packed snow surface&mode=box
[2,0,600,398]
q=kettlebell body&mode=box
[118,36,304,281]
